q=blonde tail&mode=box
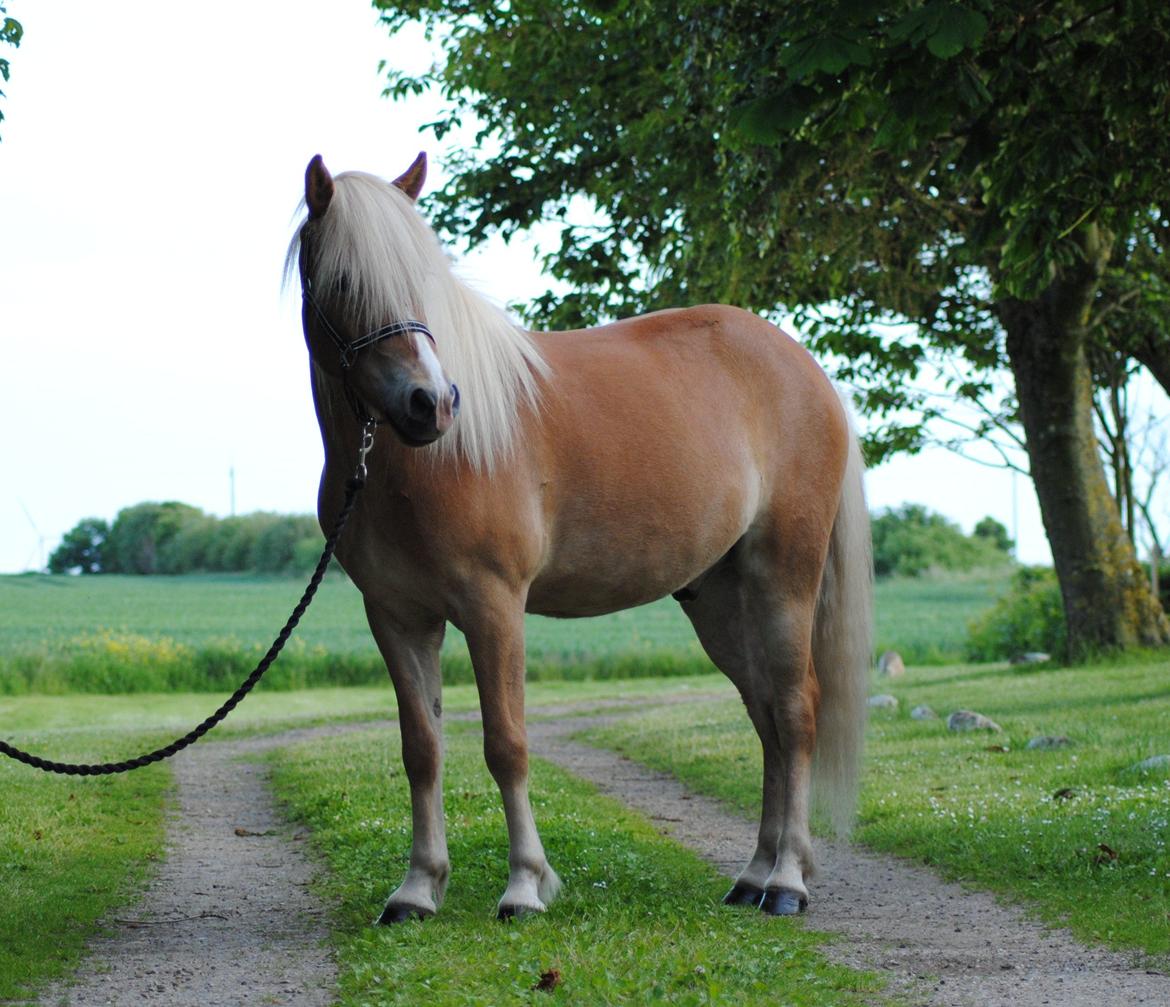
[811,417,873,837]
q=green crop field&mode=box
[0,569,1009,694]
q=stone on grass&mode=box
[878,650,906,677]
[910,705,938,721]
[1027,735,1072,750]
[1129,754,1170,773]
[1010,652,1051,665]
[947,709,1002,733]
[868,694,899,710]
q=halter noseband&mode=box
[302,278,438,425]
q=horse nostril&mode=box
[450,383,461,416]
[407,387,437,422]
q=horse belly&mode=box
[527,480,755,618]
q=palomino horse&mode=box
[286,152,872,922]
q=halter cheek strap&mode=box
[301,279,437,424]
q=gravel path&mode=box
[40,729,347,1007]
[38,699,1169,1007]
[528,713,1170,1007]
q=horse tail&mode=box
[811,409,873,837]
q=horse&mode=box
[285,152,873,923]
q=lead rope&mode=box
[0,423,376,777]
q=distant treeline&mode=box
[49,499,1013,579]
[48,503,325,576]
[871,504,1013,578]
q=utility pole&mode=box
[229,465,236,517]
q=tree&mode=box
[871,504,1011,578]
[104,502,205,575]
[48,518,110,574]
[373,0,1170,656]
[0,3,22,141]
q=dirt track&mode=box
[38,702,1170,1006]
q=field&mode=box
[0,570,1005,694]
[3,568,1169,1002]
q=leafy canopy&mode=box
[374,0,1170,458]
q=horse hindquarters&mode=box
[679,415,871,914]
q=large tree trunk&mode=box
[998,232,1169,657]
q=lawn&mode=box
[267,722,882,1006]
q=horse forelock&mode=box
[285,170,548,472]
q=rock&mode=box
[1130,754,1170,773]
[867,694,899,709]
[1010,652,1051,665]
[1027,735,1072,750]
[947,709,1002,733]
[910,705,938,721]
[877,650,906,677]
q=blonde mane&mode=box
[285,171,547,471]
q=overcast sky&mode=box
[0,0,1056,573]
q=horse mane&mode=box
[284,170,548,471]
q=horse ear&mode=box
[392,151,427,201]
[305,155,334,219]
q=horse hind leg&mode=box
[680,546,822,916]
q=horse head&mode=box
[296,153,460,447]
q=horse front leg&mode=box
[364,599,450,924]
[463,599,561,919]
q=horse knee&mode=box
[483,728,527,783]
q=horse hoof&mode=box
[377,903,429,925]
[759,888,808,916]
[497,903,538,922]
[722,883,765,906]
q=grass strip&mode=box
[0,733,169,1002]
[268,723,884,1005]
[582,659,1170,959]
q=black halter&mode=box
[302,278,437,424]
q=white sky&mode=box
[0,0,1056,573]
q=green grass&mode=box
[871,569,1008,664]
[267,722,883,1006]
[583,659,1170,959]
[0,676,729,1002]
[0,731,170,1002]
[0,569,1009,694]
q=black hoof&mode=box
[496,903,536,922]
[759,888,808,916]
[377,903,429,925]
[722,883,766,907]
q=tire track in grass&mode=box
[39,696,1168,1006]
[40,732,342,1007]
[528,714,1170,1007]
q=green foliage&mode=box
[585,657,1170,957]
[0,3,22,140]
[871,504,1012,578]
[966,566,1067,661]
[47,518,109,574]
[56,504,326,575]
[373,0,1170,459]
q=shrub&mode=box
[965,566,1066,661]
[871,504,1013,578]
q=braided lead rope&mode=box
[0,429,375,777]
